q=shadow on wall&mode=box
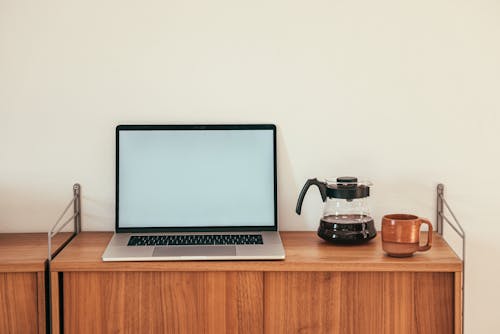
[80,194,114,231]
[276,128,305,231]
[374,177,437,225]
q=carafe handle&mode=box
[296,178,328,215]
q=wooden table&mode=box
[0,233,70,334]
[50,231,462,334]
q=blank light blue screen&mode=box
[118,129,275,228]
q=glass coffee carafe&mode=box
[296,176,376,244]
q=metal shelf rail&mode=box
[47,183,81,333]
[48,183,81,261]
[437,183,465,333]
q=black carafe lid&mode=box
[326,176,370,199]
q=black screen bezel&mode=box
[115,124,278,233]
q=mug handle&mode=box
[418,218,433,252]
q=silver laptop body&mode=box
[102,124,285,261]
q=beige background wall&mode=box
[1,0,499,331]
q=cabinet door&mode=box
[0,272,39,334]
[63,271,263,334]
[264,272,454,334]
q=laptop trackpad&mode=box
[153,246,237,257]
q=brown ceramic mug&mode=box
[381,214,433,257]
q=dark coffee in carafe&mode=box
[318,214,376,243]
[296,177,376,244]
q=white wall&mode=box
[1,0,499,331]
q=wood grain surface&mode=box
[264,271,454,334]
[50,232,462,272]
[36,272,46,334]
[0,272,39,334]
[62,271,263,334]
[50,232,462,334]
[0,233,72,334]
[50,272,61,334]
[0,232,72,272]
[454,272,463,334]
[264,272,341,333]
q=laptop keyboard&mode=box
[127,234,264,246]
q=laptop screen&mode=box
[116,125,277,232]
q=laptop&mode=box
[102,124,285,261]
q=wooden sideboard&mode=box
[0,233,70,334]
[50,232,462,334]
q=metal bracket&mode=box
[48,183,81,261]
[436,183,465,333]
[47,183,81,333]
